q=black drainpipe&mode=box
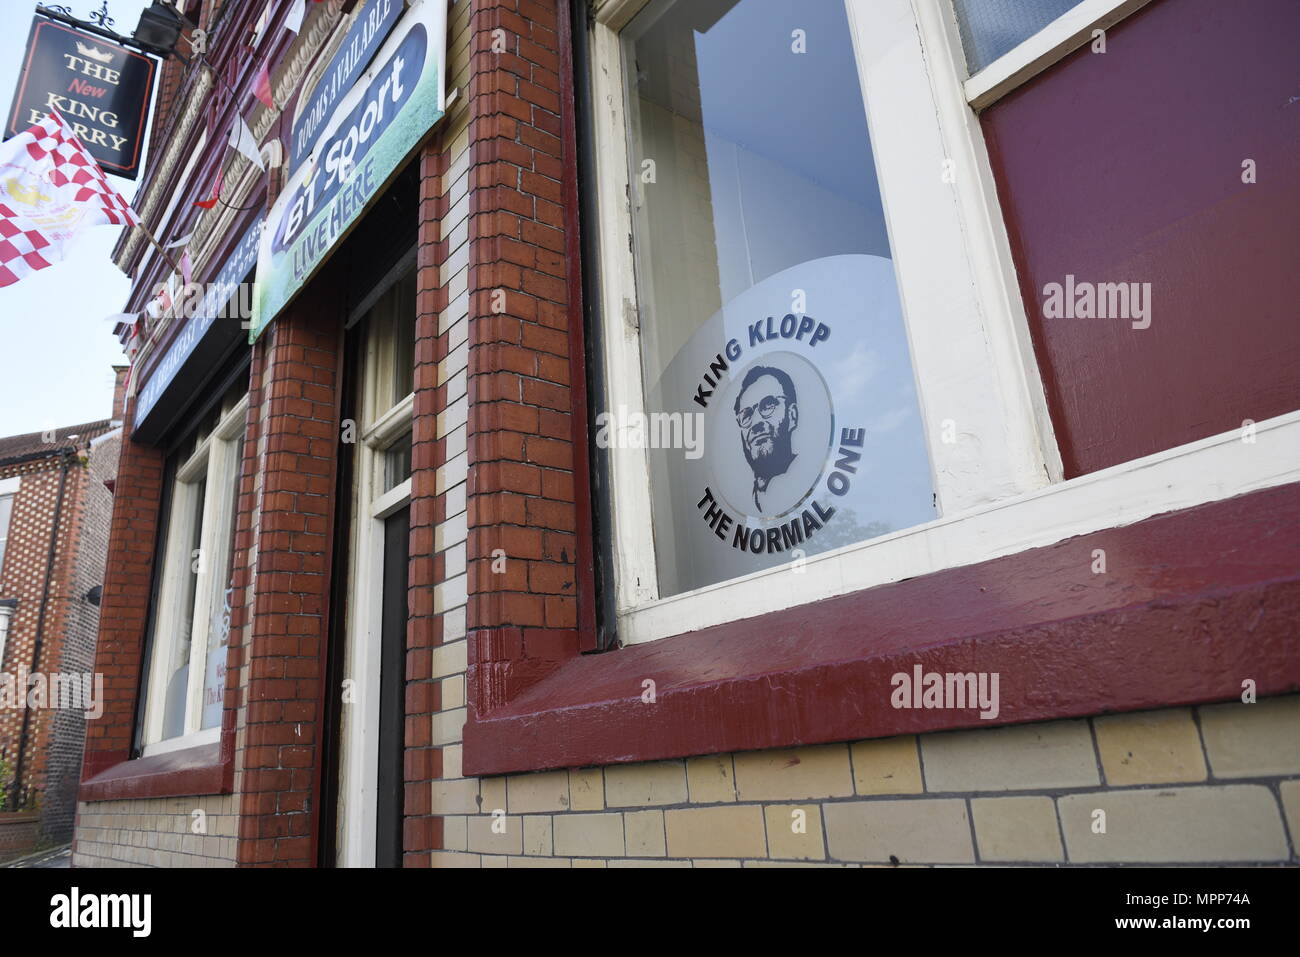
[10,447,74,809]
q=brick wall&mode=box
[0,466,66,781]
[0,812,40,859]
[0,435,115,843]
[41,431,119,842]
[78,402,164,773]
[416,0,1300,869]
[463,0,582,717]
[404,0,585,866]
[403,0,473,868]
[235,288,343,867]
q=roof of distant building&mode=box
[0,420,116,467]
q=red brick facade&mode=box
[75,0,596,868]
[71,0,1300,871]
[236,289,344,866]
[80,407,162,774]
[463,0,585,740]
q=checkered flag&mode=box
[0,110,139,288]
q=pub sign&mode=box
[5,15,156,180]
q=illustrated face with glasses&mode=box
[732,365,799,485]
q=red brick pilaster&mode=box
[464,0,583,717]
[235,291,343,867]
[79,401,165,777]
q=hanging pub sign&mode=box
[289,0,404,174]
[5,14,156,180]
[249,0,445,342]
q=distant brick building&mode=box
[0,370,123,850]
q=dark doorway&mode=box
[375,505,410,868]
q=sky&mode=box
[0,0,153,438]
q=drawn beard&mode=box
[743,420,795,481]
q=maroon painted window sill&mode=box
[80,738,233,802]
[462,482,1300,777]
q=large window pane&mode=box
[622,0,935,598]
[201,434,244,730]
[161,479,205,741]
[365,267,417,419]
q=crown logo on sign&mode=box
[75,41,114,64]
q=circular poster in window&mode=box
[636,254,936,598]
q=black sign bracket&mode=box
[35,3,176,60]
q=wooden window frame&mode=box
[139,394,248,756]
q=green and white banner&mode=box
[249,0,445,342]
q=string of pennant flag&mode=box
[201,0,322,208]
[138,0,327,371]
[132,0,323,377]
[171,1,338,293]
[0,0,333,390]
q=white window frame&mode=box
[141,394,248,756]
[587,0,1300,646]
[337,262,416,868]
[0,475,18,582]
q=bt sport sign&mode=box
[5,15,156,180]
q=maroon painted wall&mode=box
[982,0,1300,477]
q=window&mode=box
[957,0,1160,109]
[618,0,935,599]
[951,0,1085,71]
[0,477,16,579]
[586,0,1296,647]
[139,380,247,754]
[590,0,1052,640]
[363,266,417,418]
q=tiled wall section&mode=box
[72,794,238,868]
[403,0,474,866]
[429,695,1300,866]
